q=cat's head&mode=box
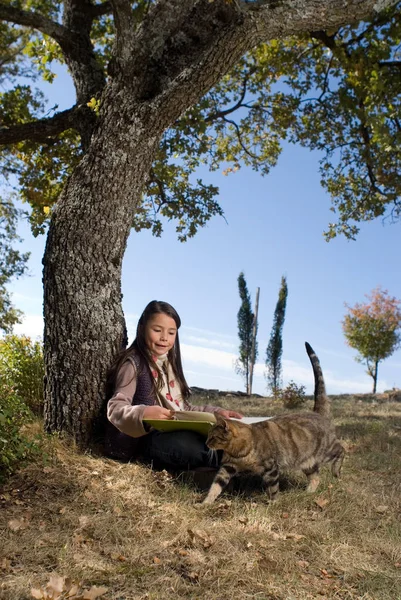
[206,414,232,450]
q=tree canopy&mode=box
[1,0,400,244]
[342,287,401,392]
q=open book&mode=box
[143,410,217,436]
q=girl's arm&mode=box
[107,359,173,437]
[107,359,149,438]
[183,397,243,419]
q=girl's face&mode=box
[145,313,177,357]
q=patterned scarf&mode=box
[148,353,184,411]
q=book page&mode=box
[173,410,216,423]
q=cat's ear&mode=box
[215,413,228,429]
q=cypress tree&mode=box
[236,272,256,394]
[266,276,288,398]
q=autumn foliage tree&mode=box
[342,287,401,393]
[0,0,399,445]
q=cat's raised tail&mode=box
[305,342,330,418]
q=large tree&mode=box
[265,275,288,398]
[342,287,401,393]
[0,0,398,445]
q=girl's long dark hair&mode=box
[106,300,190,401]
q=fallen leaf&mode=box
[31,589,44,599]
[8,518,29,531]
[110,553,126,562]
[1,557,12,571]
[47,574,66,595]
[314,497,329,510]
[298,560,310,568]
[187,528,214,548]
[82,586,108,599]
[78,516,90,528]
[67,584,80,597]
[153,556,161,564]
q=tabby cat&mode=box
[203,342,344,504]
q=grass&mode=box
[0,395,400,599]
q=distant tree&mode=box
[266,276,288,398]
[0,200,29,333]
[235,272,257,394]
[342,287,401,393]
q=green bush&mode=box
[0,335,44,415]
[0,382,38,480]
[280,380,307,409]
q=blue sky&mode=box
[5,65,401,396]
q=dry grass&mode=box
[1,396,400,600]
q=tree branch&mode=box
[205,72,251,122]
[379,60,401,70]
[111,0,136,56]
[0,3,74,53]
[90,1,113,18]
[0,106,83,145]
[242,0,398,39]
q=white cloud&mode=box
[182,334,236,351]
[182,325,236,342]
[181,343,237,371]
[12,314,44,339]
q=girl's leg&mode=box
[139,430,219,471]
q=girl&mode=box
[105,300,242,470]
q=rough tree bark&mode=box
[2,0,394,446]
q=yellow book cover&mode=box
[143,410,216,436]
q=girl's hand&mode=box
[143,406,174,420]
[216,409,243,419]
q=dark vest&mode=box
[104,354,157,461]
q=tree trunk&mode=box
[43,92,167,446]
[372,360,379,394]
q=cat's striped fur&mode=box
[203,342,344,504]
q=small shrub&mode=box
[0,335,44,415]
[280,381,307,409]
[0,382,40,480]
